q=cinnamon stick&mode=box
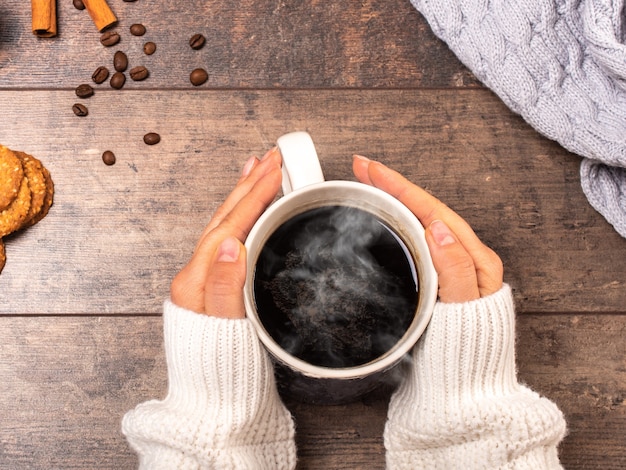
[82,0,118,32]
[31,0,57,37]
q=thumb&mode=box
[203,236,247,318]
[425,220,480,303]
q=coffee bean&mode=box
[75,83,94,98]
[189,33,206,50]
[190,68,208,86]
[143,41,156,55]
[143,132,161,145]
[91,66,109,84]
[72,103,88,117]
[100,31,120,47]
[130,23,146,36]
[130,66,149,81]
[102,150,116,166]
[113,51,128,72]
[110,72,126,89]
[73,0,85,10]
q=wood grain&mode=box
[0,0,477,89]
[1,89,624,314]
[1,0,624,468]
[0,315,623,469]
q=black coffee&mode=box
[254,205,418,368]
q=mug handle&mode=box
[276,131,325,194]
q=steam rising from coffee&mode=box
[254,206,418,368]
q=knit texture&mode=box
[384,285,567,469]
[123,288,565,468]
[410,0,626,237]
[122,301,297,469]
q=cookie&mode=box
[25,165,54,227]
[0,146,24,211]
[14,152,48,227]
[0,174,31,237]
[0,146,54,275]
[0,239,5,274]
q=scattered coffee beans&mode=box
[143,41,157,55]
[100,31,120,47]
[113,51,128,72]
[91,66,109,84]
[189,33,206,50]
[74,19,213,160]
[73,0,85,10]
[130,66,149,81]
[143,133,161,145]
[130,23,146,36]
[72,103,89,117]
[110,72,126,89]
[75,83,94,98]
[190,68,208,86]
[102,150,116,166]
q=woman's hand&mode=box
[352,155,503,303]
[170,147,282,317]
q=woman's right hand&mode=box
[352,155,503,303]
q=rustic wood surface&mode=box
[0,0,624,468]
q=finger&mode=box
[203,236,247,318]
[209,165,282,243]
[187,165,282,282]
[353,156,477,245]
[200,147,281,238]
[170,161,282,313]
[240,155,259,179]
[426,220,480,303]
[352,155,373,185]
[353,156,503,297]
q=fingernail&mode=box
[262,146,279,160]
[429,220,456,246]
[217,236,241,263]
[242,156,258,177]
[353,154,370,162]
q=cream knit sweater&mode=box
[122,285,566,469]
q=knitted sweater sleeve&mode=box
[384,285,567,469]
[122,300,297,469]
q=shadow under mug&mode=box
[244,131,438,404]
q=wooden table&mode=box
[1,1,624,468]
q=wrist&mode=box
[163,300,275,410]
[405,285,518,404]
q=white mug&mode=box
[244,131,437,403]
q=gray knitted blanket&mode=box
[410,0,626,237]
